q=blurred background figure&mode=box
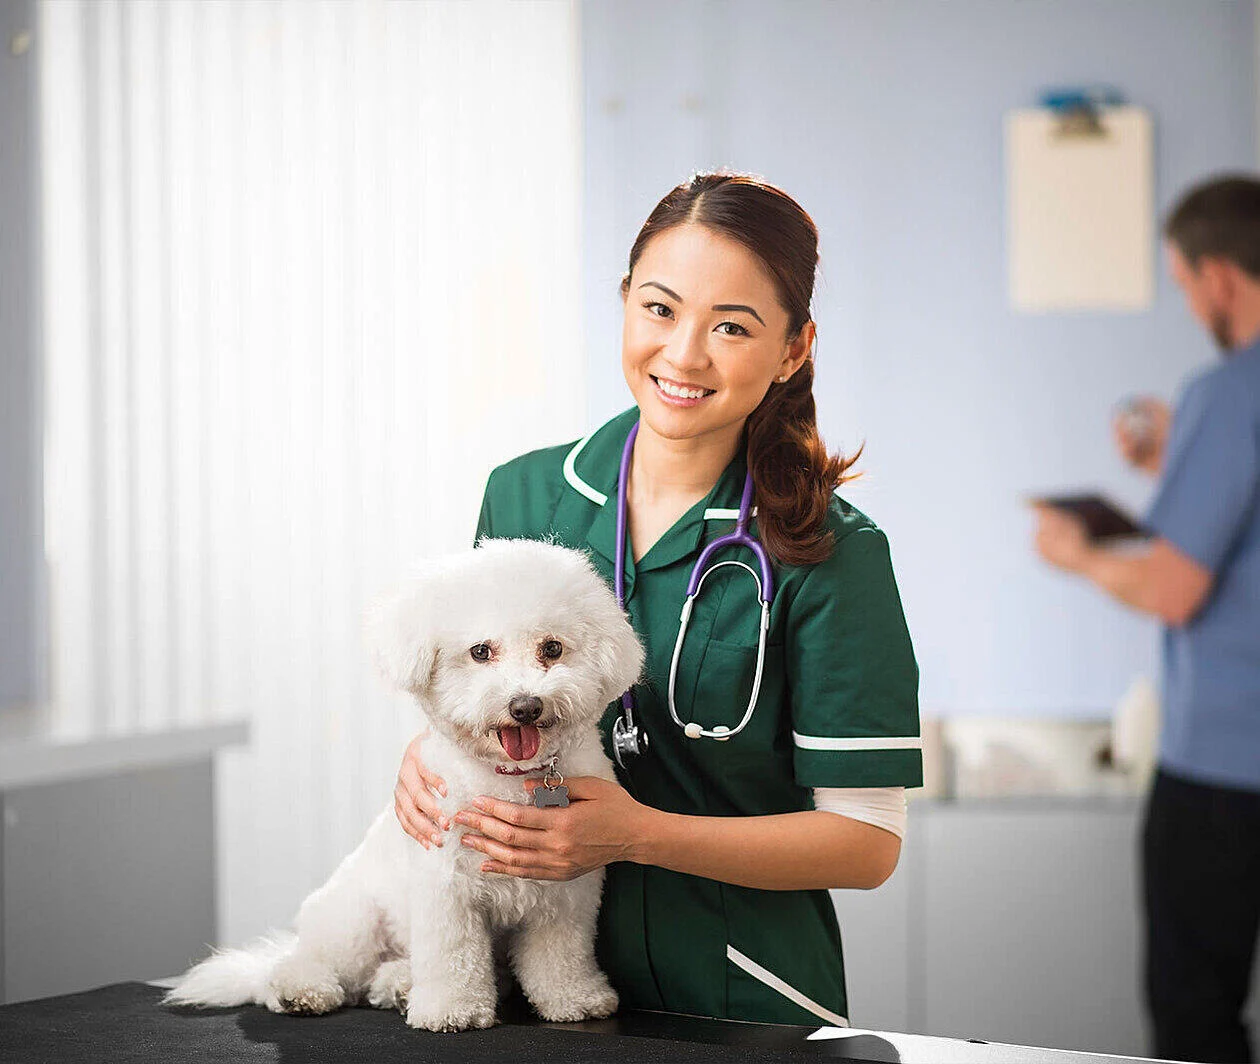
[1034,176,1260,1063]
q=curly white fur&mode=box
[165,539,645,1031]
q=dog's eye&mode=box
[470,643,493,663]
[540,639,563,661]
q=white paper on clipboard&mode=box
[1006,105,1154,313]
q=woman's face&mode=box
[621,223,812,444]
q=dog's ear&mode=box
[363,583,437,694]
[588,592,646,706]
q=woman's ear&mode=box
[778,320,815,381]
[363,583,437,694]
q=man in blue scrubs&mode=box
[1034,175,1260,1064]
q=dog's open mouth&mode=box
[496,725,542,762]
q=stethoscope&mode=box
[610,420,775,768]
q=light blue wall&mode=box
[581,0,1256,717]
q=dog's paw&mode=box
[366,959,411,1013]
[264,958,346,1016]
[404,996,497,1032]
[529,978,619,1023]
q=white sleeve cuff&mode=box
[812,786,907,840]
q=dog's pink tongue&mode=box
[497,725,541,762]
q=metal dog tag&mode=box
[534,758,569,808]
[533,784,569,809]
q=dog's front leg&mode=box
[405,869,497,1031]
[511,875,618,1023]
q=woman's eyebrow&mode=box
[712,303,765,326]
[639,282,766,327]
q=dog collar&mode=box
[494,754,558,778]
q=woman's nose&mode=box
[662,322,709,372]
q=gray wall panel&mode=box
[831,861,911,1033]
[2,762,216,1003]
[920,805,1147,1055]
[0,0,43,711]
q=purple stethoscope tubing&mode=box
[612,420,774,758]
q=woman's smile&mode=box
[651,374,717,407]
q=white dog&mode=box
[165,538,644,1032]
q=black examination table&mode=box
[0,982,1171,1064]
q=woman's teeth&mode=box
[654,377,714,400]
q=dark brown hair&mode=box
[620,171,859,567]
[1165,174,1260,278]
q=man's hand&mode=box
[1113,397,1171,476]
[1033,504,1092,573]
[1032,504,1214,625]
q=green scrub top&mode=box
[475,406,922,1027]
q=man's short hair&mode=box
[1164,175,1260,278]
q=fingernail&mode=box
[430,834,443,847]
[442,817,452,830]
[481,863,491,873]
[439,785,448,797]
[472,798,490,811]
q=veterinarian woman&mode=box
[395,173,921,1028]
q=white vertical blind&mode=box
[38,0,584,944]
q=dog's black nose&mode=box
[508,695,543,724]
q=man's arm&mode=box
[1033,506,1213,626]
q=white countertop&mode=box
[809,1025,1166,1063]
[0,721,248,788]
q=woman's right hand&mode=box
[1113,396,1170,476]
[394,729,450,848]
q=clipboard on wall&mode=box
[1006,94,1154,312]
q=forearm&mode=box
[1076,543,1205,624]
[629,806,901,891]
[1077,546,1158,614]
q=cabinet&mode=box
[833,799,1150,1055]
[0,723,246,1002]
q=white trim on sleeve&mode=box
[726,946,849,1027]
[792,732,922,751]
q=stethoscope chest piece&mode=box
[612,698,649,768]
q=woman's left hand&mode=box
[454,776,647,881]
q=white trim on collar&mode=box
[703,506,759,520]
[564,434,756,519]
[562,433,607,506]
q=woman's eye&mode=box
[716,321,749,337]
[540,639,563,660]
[643,301,673,319]
[470,643,492,662]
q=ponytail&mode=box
[745,356,860,567]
